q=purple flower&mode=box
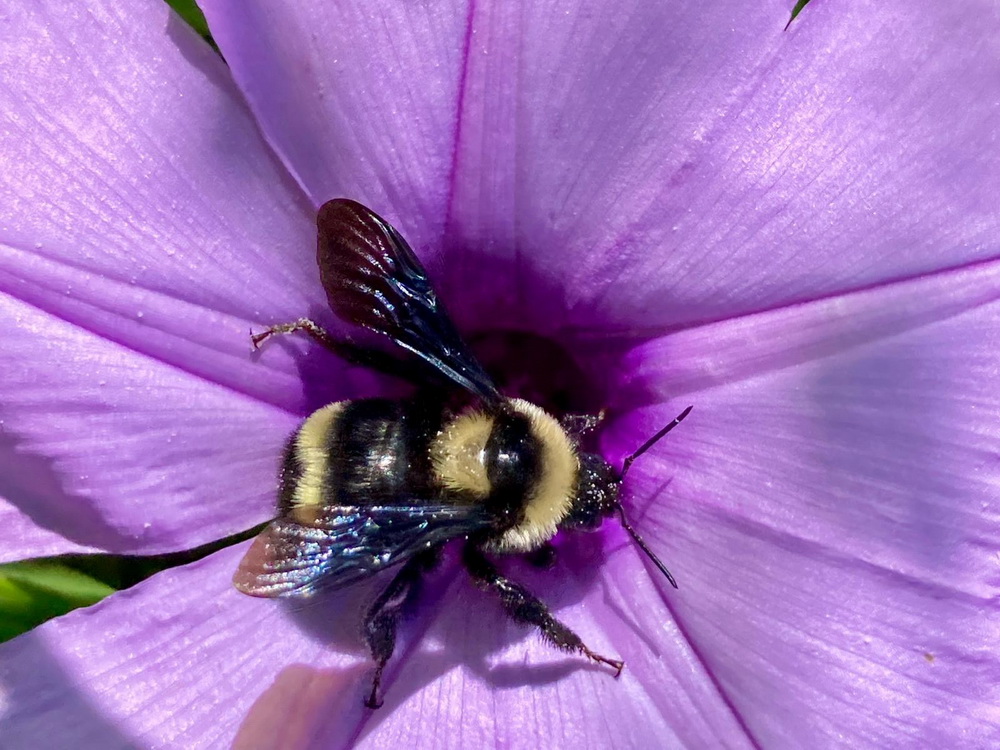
[2,0,999,747]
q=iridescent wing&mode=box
[234,504,490,598]
[316,199,501,405]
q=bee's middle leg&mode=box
[362,547,440,709]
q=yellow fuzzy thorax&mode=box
[430,398,579,552]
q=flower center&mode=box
[469,330,603,419]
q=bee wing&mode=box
[234,504,490,598]
[317,199,501,405]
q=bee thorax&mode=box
[430,399,579,553]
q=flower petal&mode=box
[600,264,1000,745]
[0,544,372,749]
[0,541,758,748]
[1,294,299,555]
[443,0,1000,331]
[200,0,474,259]
[0,0,348,414]
[205,0,1000,333]
[0,498,99,564]
[0,1,391,557]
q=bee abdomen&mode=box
[281,399,443,519]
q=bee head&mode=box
[561,406,693,589]
[560,453,622,531]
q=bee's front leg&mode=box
[463,542,624,676]
[525,541,557,569]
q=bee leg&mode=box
[362,548,439,709]
[525,542,557,569]
[250,318,335,351]
[249,317,425,385]
[559,410,606,444]
[463,542,624,676]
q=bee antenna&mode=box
[619,405,693,480]
[617,506,679,589]
[616,405,692,590]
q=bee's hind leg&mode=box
[362,547,441,709]
[462,541,624,676]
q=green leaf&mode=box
[164,0,218,53]
[785,0,815,30]
[0,524,266,643]
[0,561,115,643]
[164,0,211,39]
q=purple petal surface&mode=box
[600,263,1000,746]
[0,542,754,749]
[0,1,383,556]
[200,0,474,260]
[0,498,99,563]
[203,1,1000,334]
[0,294,299,556]
[0,1,321,412]
[0,545,362,748]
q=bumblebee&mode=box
[235,199,690,708]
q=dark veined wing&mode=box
[234,504,490,598]
[317,199,501,405]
